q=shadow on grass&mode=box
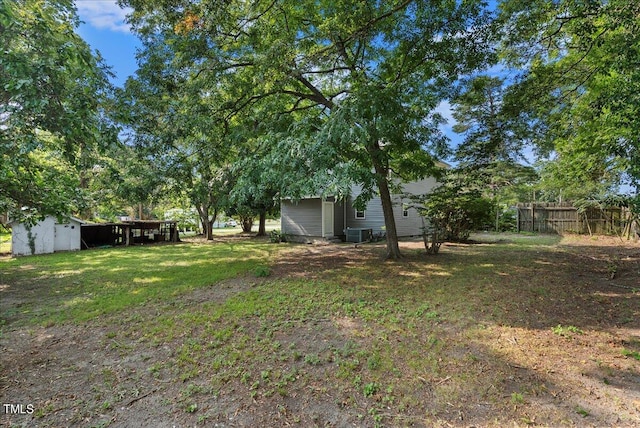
[0,241,277,326]
[0,236,638,427]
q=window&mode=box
[402,203,409,218]
[355,210,366,219]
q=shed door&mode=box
[322,202,334,238]
[54,224,72,251]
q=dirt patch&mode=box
[1,234,639,427]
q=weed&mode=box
[304,353,321,365]
[185,403,198,413]
[367,353,381,370]
[282,367,298,383]
[363,382,379,397]
[575,406,589,417]
[368,406,383,426]
[101,368,117,387]
[33,404,52,419]
[382,386,395,405]
[180,368,199,382]
[511,392,524,404]
[260,370,271,381]
[269,229,287,243]
[353,375,362,388]
[254,265,271,278]
[552,324,583,337]
[621,349,640,361]
[181,384,203,397]
[263,389,275,398]
[606,261,618,279]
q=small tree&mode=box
[414,173,493,242]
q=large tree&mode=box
[451,75,538,229]
[116,28,240,239]
[498,0,640,200]
[0,0,113,222]
[121,0,495,258]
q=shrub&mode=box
[415,182,493,241]
[269,229,287,243]
[254,265,271,277]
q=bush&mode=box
[269,229,286,243]
[496,206,518,232]
[416,183,493,241]
[254,265,271,277]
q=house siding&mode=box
[281,175,442,239]
[394,176,439,236]
[281,198,323,237]
[345,177,439,237]
[333,201,345,237]
[345,194,386,234]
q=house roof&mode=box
[9,215,86,226]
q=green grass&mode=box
[621,348,640,361]
[2,233,636,427]
[209,219,280,236]
[0,241,278,325]
[0,231,10,253]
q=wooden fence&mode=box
[516,202,637,236]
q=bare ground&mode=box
[1,234,639,427]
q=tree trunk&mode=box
[207,208,217,240]
[240,216,253,233]
[196,206,207,237]
[205,220,213,239]
[197,206,215,240]
[376,175,402,259]
[367,141,402,259]
[257,211,267,236]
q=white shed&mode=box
[11,216,84,256]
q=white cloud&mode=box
[75,1,132,33]
[434,100,454,127]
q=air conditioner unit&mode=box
[346,228,372,243]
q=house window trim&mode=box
[402,203,409,218]
[355,209,366,220]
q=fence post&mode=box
[531,204,535,232]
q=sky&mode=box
[75,0,140,87]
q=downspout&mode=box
[343,197,347,236]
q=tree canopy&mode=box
[498,0,640,201]
[120,0,496,257]
[4,0,637,243]
[0,0,114,223]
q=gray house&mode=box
[281,176,440,242]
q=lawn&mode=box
[0,231,10,254]
[1,234,638,427]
